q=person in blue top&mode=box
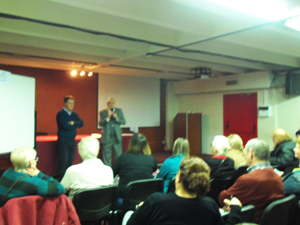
[156,138,190,193]
[56,95,84,174]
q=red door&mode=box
[223,93,257,145]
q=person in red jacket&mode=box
[219,138,284,223]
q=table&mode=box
[36,133,133,176]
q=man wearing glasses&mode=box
[0,146,65,207]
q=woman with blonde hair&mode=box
[226,134,246,168]
[156,138,190,192]
[270,128,298,174]
[112,133,157,198]
[124,157,242,225]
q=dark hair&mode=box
[127,133,151,155]
[179,157,211,197]
[64,95,74,103]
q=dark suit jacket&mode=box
[99,108,126,144]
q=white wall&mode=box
[166,72,300,154]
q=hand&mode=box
[108,112,114,118]
[113,113,118,120]
[68,121,74,125]
[223,197,242,211]
[26,166,40,177]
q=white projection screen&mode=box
[0,71,35,154]
[97,74,160,128]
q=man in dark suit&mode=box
[99,98,126,166]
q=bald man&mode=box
[99,98,126,166]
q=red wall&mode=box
[0,65,165,151]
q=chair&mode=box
[72,185,118,225]
[228,165,248,187]
[259,194,297,225]
[206,177,234,205]
[166,177,176,193]
[122,178,164,211]
[0,195,80,225]
[291,200,300,225]
[222,204,256,223]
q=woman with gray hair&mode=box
[61,136,114,200]
[156,138,190,192]
[0,146,65,207]
[203,135,235,179]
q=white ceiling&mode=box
[0,0,300,80]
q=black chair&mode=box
[72,185,118,225]
[259,194,297,225]
[291,200,300,225]
[166,177,176,193]
[228,165,248,187]
[122,178,164,211]
[206,177,234,205]
[222,204,256,223]
[115,178,164,225]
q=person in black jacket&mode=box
[203,135,235,179]
[123,157,242,225]
[271,128,298,174]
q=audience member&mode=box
[203,135,235,179]
[0,146,65,207]
[271,128,298,174]
[156,138,189,192]
[112,133,157,199]
[283,136,300,200]
[226,134,246,168]
[219,138,284,223]
[123,157,242,225]
[61,137,113,200]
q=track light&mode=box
[71,70,77,76]
[80,71,85,76]
[88,72,93,76]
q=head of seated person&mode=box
[211,135,231,156]
[11,146,38,173]
[177,157,211,197]
[127,133,152,155]
[227,134,244,151]
[78,136,99,161]
[173,138,190,157]
[272,128,292,147]
[243,138,270,166]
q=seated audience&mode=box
[123,157,242,225]
[156,138,189,192]
[0,146,65,207]
[283,137,300,199]
[219,138,284,223]
[226,134,246,168]
[203,135,235,179]
[61,137,113,200]
[271,128,298,174]
[112,133,157,198]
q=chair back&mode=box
[122,178,164,211]
[166,177,176,193]
[72,185,118,223]
[259,194,297,225]
[222,204,256,223]
[289,199,300,225]
[206,177,234,205]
